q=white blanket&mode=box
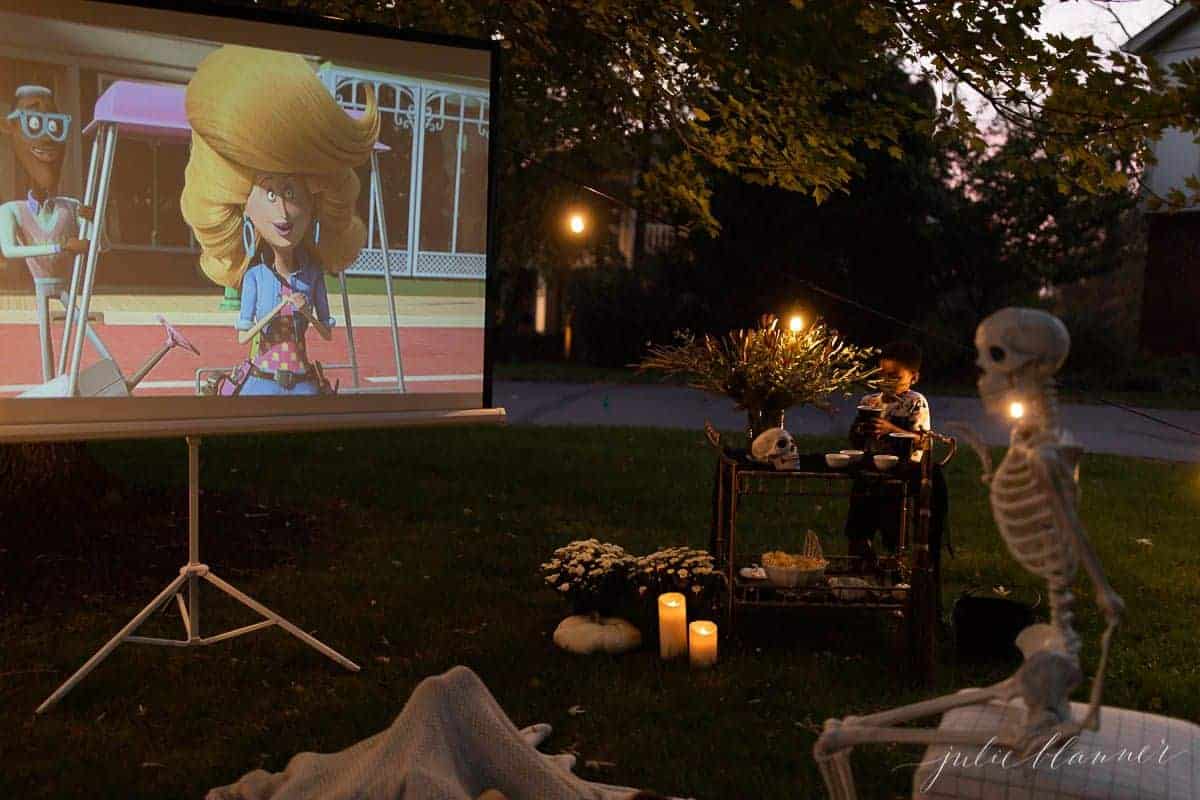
[207,666,659,800]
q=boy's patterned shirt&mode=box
[859,389,931,461]
[859,389,932,433]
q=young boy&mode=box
[845,341,931,560]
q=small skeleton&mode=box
[751,427,800,470]
[813,308,1124,799]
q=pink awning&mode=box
[84,79,389,151]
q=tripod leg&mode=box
[202,571,360,672]
[37,571,190,713]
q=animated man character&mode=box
[0,84,112,381]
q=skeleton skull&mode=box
[751,427,799,470]
[975,307,1070,417]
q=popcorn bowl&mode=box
[762,552,827,588]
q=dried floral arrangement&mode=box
[638,314,879,416]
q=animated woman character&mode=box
[180,45,378,396]
[0,84,113,381]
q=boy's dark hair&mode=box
[880,341,922,372]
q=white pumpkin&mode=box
[552,613,642,655]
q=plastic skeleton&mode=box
[751,427,800,470]
[813,308,1125,800]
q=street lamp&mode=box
[567,211,586,235]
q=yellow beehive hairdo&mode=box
[180,45,380,288]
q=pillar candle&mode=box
[658,592,687,659]
[689,620,718,669]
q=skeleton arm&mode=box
[1030,444,1124,730]
[943,421,993,484]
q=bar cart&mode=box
[706,423,955,683]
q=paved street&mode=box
[494,381,1200,463]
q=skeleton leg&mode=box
[814,683,1015,799]
[1030,445,1123,735]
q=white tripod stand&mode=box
[37,436,360,713]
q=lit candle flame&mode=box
[1009,401,1025,420]
[789,314,804,333]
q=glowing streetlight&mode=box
[789,314,804,333]
[568,212,586,235]
[1009,401,1025,420]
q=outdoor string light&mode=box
[1009,400,1025,420]
[789,314,804,333]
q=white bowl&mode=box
[825,453,851,469]
[873,454,899,471]
[839,449,864,463]
[764,563,826,588]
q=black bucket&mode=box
[951,588,1039,661]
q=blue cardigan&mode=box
[236,260,335,334]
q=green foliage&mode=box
[566,262,707,368]
[639,314,879,412]
[228,0,1200,266]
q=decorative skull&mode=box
[751,427,799,470]
[975,307,1070,417]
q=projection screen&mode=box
[0,0,500,441]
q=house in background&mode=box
[1125,4,1200,355]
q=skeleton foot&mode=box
[547,752,577,772]
[520,723,552,747]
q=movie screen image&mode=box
[0,3,489,405]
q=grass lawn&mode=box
[2,427,1197,799]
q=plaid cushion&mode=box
[912,699,1198,799]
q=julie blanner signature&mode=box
[900,732,1187,794]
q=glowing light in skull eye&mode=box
[1009,401,1025,420]
[789,314,804,333]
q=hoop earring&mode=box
[242,215,257,260]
